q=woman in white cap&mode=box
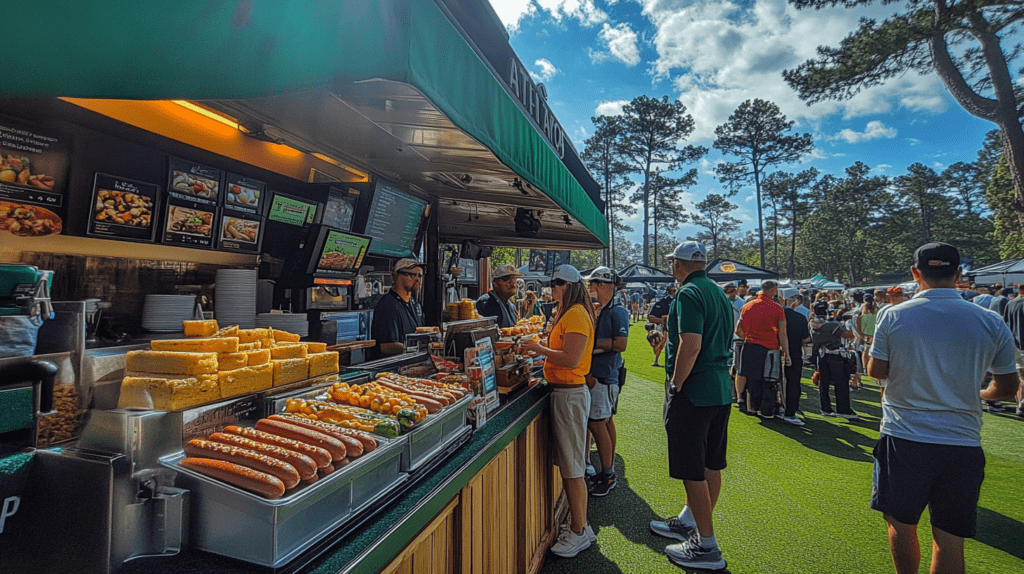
[521,264,596,557]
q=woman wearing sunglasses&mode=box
[521,264,596,558]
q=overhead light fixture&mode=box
[172,100,242,130]
[511,177,529,196]
[515,208,541,238]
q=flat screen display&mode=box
[267,191,317,226]
[364,183,428,258]
[321,186,358,231]
[307,227,372,276]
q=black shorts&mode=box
[730,340,744,376]
[665,388,731,481]
[738,342,769,379]
[871,434,986,538]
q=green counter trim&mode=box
[332,385,550,574]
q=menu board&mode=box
[162,204,215,248]
[321,186,358,231]
[267,191,317,226]
[217,212,263,253]
[0,116,71,238]
[167,158,221,209]
[223,173,265,216]
[365,184,427,258]
[86,173,160,242]
[314,229,370,275]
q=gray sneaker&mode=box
[649,517,697,542]
[838,412,860,420]
[559,521,597,544]
[665,541,726,570]
[783,416,806,427]
[550,525,591,557]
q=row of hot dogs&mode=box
[179,415,378,499]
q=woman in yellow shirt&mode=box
[521,265,596,557]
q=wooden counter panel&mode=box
[380,497,458,574]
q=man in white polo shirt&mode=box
[868,242,1020,574]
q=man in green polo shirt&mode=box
[649,241,734,572]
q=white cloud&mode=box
[833,120,897,143]
[905,138,921,146]
[488,0,536,31]
[595,99,629,116]
[531,58,559,82]
[874,163,892,173]
[593,23,641,66]
[625,0,948,142]
[536,0,608,26]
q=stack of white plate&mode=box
[256,312,309,337]
[141,294,196,332]
[215,269,258,329]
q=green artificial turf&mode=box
[539,322,1024,573]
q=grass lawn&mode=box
[539,322,1024,573]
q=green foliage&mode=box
[690,193,741,260]
[582,115,636,267]
[986,157,1024,259]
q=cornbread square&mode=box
[308,352,339,378]
[305,342,328,353]
[237,342,260,352]
[238,328,272,343]
[272,329,301,343]
[126,350,218,376]
[218,364,273,397]
[217,352,248,371]
[183,320,219,338]
[272,358,309,387]
[117,373,219,411]
[214,325,239,338]
[247,349,271,366]
[270,343,308,360]
[150,337,239,353]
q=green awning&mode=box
[6,0,607,246]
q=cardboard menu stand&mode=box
[465,338,499,428]
[86,173,160,242]
[162,158,222,248]
[0,115,71,238]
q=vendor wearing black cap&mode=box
[370,258,425,359]
[475,263,523,329]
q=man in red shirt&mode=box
[735,280,790,417]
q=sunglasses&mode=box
[398,271,423,278]
[553,278,568,287]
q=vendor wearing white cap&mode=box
[370,258,425,360]
[475,263,523,329]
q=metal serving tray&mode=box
[400,394,473,472]
[160,434,406,568]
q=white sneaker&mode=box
[783,416,805,427]
[550,525,592,557]
[559,521,597,543]
[838,412,860,420]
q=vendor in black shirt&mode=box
[370,258,424,360]
[475,263,523,329]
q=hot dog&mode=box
[336,428,377,452]
[223,425,332,469]
[255,419,347,462]
[268,415,366,458]
[318,462,336,478]
[374,380,449,409]
[180,457,285,499]
[206,432,317,480]
[184,439,301,489]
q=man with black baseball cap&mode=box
[475,263,523,329]
[370,258,425,359]
[868,242,1020,574]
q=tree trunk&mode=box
[754,165,766,267]
[789,202,797,278]
[642,170,651,266]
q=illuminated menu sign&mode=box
[267,192,317,226]
[365,184,427,258]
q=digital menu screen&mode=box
[364,184,427,258]
[167,158,221,208]
[218,213,263,253]
[0,115,71,238]
[312,229,371,275]
[87,173,159,242]
[223,173,265,216]
[162,204,215,248]
[321,186,358,231]
[267,192,317,226]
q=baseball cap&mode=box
[492,263,524,280]
[723,283,737,293]
[813,301,829,316]
[914,242,959,269]
[669,241,707,262]
[864,294,875,303]
[395,258,425,273]
[552,264,582,284]
[887,286,902,294]
[585,266,617,284]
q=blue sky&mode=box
[486,0,1003,245]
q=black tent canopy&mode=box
[616,263,676,283]
[704,259,779,282]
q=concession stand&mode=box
[0,1,608,574]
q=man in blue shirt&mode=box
[370,258,424,360]
[585,267,630,497]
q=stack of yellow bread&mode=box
[117,320,339,411]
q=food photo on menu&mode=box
[0,200,62,236]
[93,188,154,228]
[227,183,259,207]
[170,170,219,200]
[166,205,214,238]
[221,216,259,243]
[0,152,55,191]
[317,236,364,270]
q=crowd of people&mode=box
[470,240,1023,573]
